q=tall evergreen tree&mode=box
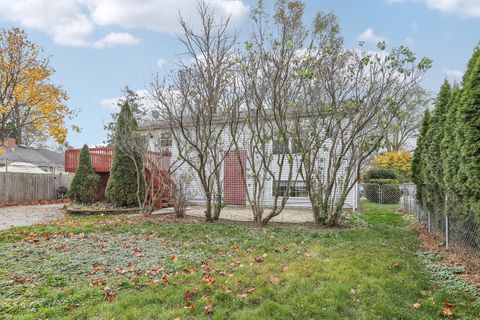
[441,84,461,199]
[105,102,145,207]
[457,47,480,220]
[67,144,99,204]
[423,80,451,209]
[412,109,430,197]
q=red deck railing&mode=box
[65,147,171,173]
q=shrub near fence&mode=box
[362,183,401,204]
[0,172,74,202]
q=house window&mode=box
[160,131,172,148]
[273,181,308,197]
[272,139,289,155]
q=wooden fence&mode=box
[0,172,74,202]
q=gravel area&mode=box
[0,204,65,230]
[184,205,315,223]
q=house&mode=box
[0,138,65,173]
[142,120,360,211]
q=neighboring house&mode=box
[0,138,65,173]
[143,121,360,211]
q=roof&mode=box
[0,162,48,173]
[0,145,64,166]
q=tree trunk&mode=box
[205,193,213,222]
[312,205,326,225]
[213,192,222,220]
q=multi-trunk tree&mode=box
[151,2,239,221]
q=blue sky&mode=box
[0,0,479,148]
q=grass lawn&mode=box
[0,203,479,319]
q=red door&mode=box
[224,151,246,205]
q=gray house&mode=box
[0,138,65,173]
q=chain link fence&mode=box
[360,183,402,205]
[400,184,480,259]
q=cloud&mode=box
[157,58,167,68]
[0,0,249,48]
[101,89,153,110]
[93,32,140,48]
[387,0,480,18]
[444,68,464,79]
[357,28,386,45]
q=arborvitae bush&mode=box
[412,109,430,201]
[67,144,99,204]
[105,102,145,207]
[457,47,480,220]
[364,168,398,181]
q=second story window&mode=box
[160,131,172,148]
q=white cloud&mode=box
[357,28,386,45]
[93,32,140,48]
[387,0,480,18]
[157,58,167,68]
[101,89,153,110]
[444,68,464,79]
[0,0,249,48]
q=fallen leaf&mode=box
[269,275,280,284]
[350,289,356,295]
[443,301,453,317]
[204,305,214,314]
[102,286,116,302]
[202,274,215,285]
[184,303,196,312]
[247,287,255,293]
[171,255,178,262]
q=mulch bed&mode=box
[414,222,480,288]
[0,199,68,208]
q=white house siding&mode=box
[151,125,359,211]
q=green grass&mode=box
[1,204,479,319]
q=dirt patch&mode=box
[414,222,480,288]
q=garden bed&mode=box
[66,202,140,215]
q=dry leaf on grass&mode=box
[443,301,453,317]
[269,275,280,284]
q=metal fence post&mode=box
[445,213,449,251]
[428,210,431,233]
[445,194,449,251]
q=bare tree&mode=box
[290,29,432,226]
[228,0,307,225]
[383,85,431,152]
[151,2,239,221]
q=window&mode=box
[272,138,303,155]
[273,181,308,197]
[160,131,172,148]
[272,139,289,155]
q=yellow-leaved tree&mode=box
[0,27,78,146]
[373,150,413,180]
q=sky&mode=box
[0,0,479,148]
